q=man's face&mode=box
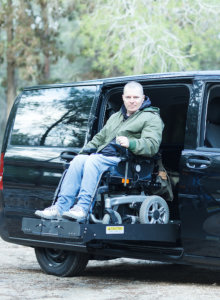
[122,86,145,116]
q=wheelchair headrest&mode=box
[207,98,220,124]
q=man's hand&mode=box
[116,136,129,148]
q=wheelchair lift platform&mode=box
[22,217,180,243]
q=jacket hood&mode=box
[140,96,151,110]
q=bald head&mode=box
[123,81,144,95]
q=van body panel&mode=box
[179,149,220,257]
[3,146,66,213]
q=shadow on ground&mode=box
[83,261,220,285]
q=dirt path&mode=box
[0,238,220,299]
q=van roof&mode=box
[23,70,220,91]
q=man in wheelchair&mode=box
[35,81,164,223]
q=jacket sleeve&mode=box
[80,114,115,152]
[83,126,107,150]
[128,113,164,157]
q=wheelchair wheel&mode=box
[102,211,122,224]
[139,196,169,224]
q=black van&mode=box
[0,71,220,277]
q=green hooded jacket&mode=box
[82,106,164,157]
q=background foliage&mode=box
[1,0,220,145]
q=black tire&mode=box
[35,247,89,277]
[102,211,122,224]
[139,195,169,224]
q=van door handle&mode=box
[186,157,211,169]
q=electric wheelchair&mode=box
[58,144,171,225]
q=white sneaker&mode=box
[62,206,87,221]
[35,205,61,219]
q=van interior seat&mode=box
[206,97,220,148]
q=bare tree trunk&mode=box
[0,100,7,148]
[6,60,15,117]
[44,54,50,81]
[40,0,50,81]
[6,0,15,117]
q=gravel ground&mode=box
[0,238,220,300]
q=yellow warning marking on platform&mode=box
[106,226,124,234]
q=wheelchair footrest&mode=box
[22,218,83,239]
[22,217,180,243]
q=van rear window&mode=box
[10,86,96,147]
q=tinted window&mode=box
[204,85,220,148]
[11,86,96,147]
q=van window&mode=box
[10,86,96,147]
[204,85,220,148]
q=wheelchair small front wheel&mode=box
[139,196,169,224]
[102,211,122,224]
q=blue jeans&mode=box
[55,154,121,214]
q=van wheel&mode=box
[102,211,122,224]
[139,196,169,224]
[35,247,89,277]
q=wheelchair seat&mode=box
[107,157,154,182]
